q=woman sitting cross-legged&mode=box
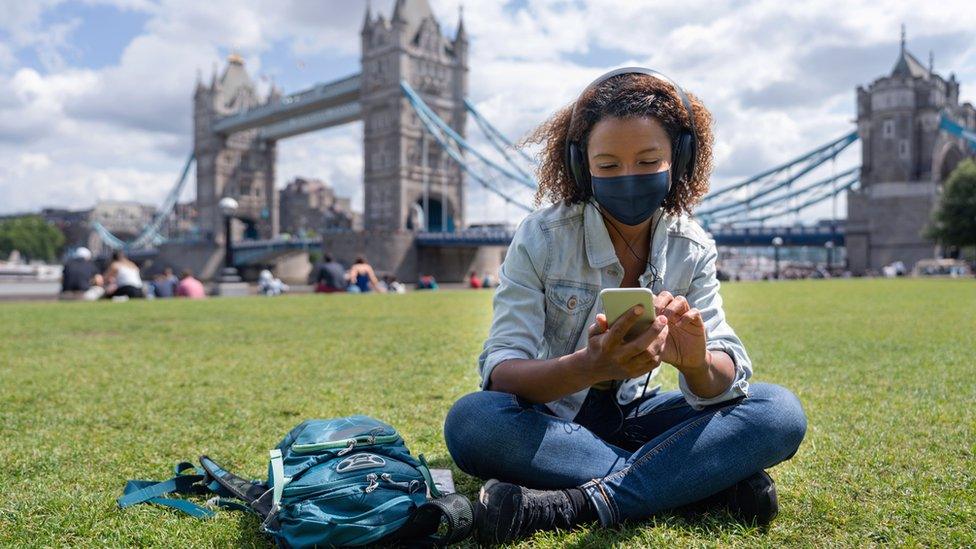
[443,68,807,545]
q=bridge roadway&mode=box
[211,73,362,140]
[222,224,845,267]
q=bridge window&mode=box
[882,118,894,139]
[898,139,909,159]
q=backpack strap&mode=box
[117,461,216,519]
[198,455,274,519]
[118,459,267,521]
[416,454,442,498]
[390,493,475,547]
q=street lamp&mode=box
[772,236,784,280]
[824,240,835,272]
[219,197,239,271]
[216,196,245,291]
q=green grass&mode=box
[1,278,974,547]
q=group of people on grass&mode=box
[467,270,496,289]
[310,254,406,294]
[60,248,205,301]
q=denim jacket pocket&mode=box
[544,279,598,358]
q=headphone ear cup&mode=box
[567,142,589,197]
[672,132,694,183]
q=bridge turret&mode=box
[361,0,372,34]
[847,26,975,275]
[194,54,278,243]
[360,0,466,232]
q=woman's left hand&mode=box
[654,291,708,373]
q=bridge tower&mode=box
[848,29,976,274]
[360,0,468,232]
[194,54,279,243]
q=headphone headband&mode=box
[565,66,698,199]
[569,66,697,139]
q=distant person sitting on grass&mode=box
[104,251,145,299]
[60,247,98,299]
[416,274,438,290]
[259,269,289,296]
[312,254,346,293]
[468,270,483,289]
[176,269,206,299]
[443,68,807,545]
[152,267,179,298]
[346,256,385,293]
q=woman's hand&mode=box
[580,305,669,383]
[654,291,708,373]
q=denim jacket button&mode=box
[567,296,578,310]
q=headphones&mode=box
[564,67,698,199]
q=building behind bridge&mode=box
[848,34,976,274]
[278,177,361,236]
[37,200,156,256]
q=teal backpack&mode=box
[118,416,474,547]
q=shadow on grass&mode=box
[234,512,272,548]
[557,511,765,548]
[423,454,766,547]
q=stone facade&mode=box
[278,177,359,235]
[194,54,279,243]
[360,0,468,231]
[848,35,976,274]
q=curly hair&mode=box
[522,72,714,216]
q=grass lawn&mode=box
[1,278,974,547]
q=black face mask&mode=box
[590,170,670,226]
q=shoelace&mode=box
[516,489,577,532]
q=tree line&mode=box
[0,216,66,263]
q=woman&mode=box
[104,250,145,299]
[345,256,385,293]
[443,68,807,544]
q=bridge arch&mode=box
[406,195,456,232]
[932,137,967,183]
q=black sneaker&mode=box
[474,479,583,544]
[681,470,779,526]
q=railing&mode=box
[415,229,516,246]
[710,225,845,247]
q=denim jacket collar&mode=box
[583,199,669,290]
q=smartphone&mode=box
[599,287,656,342]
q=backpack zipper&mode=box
[291,433,401,454]
[285,472,422,499]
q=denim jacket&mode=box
[477,200,752,420]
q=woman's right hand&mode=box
[580,305,669,384]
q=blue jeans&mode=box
[444,383,806,525]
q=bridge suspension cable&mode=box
[401,81,535,212]
[94,152,196,250]
[699,131,858,212]
[703,166,860,223]
[719,171,860,225]
[401,81,537,192]
[464,99,538,179]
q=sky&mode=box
[1,0,975,228]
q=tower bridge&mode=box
[95,9,976,281]
[185,0,479,282]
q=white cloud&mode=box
[277,123,365,211]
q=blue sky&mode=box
[1,0,975,227]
